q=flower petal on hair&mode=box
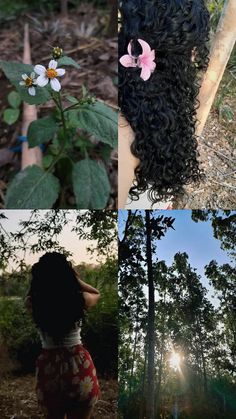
[119,54,136,68]
[138,39,152,57]
[127,41,133,56]
[140,65,151,81]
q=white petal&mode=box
[56,68,65,77]
[19,81,26,85]
[49,59,58,69]
[50,78,61,92]
[22,73,28,80]
[30,72,35,79]
[34,65,46,75]
[28,86,36,96]
[37,74,49,87]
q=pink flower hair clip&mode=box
[119,39,156,81]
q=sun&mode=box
[169,351,181,371]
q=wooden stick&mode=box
[21,23,42,170]
[196,0,236,136]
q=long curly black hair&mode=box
[119,0,210,203]
[29,252,85,341]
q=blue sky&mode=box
[119,210,233,306]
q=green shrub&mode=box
[0,297,41,372]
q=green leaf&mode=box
[5,165,60,209]
[27,117,59,148]
[66,95,79,104]
[0,61,51,105]
[69,102,118,148]
[43,154,54,169]
[57,56,80,70]
[3,108,20,125]
[8,91,21,108]
[72,159,110,209]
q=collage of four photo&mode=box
[0,1,235,419]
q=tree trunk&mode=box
[129,321,138,397]
[197,318,208,393]
[139,341,148,419]
[60,0,68,18]
[196,0,236,136]
[21,23,42,170]
[156,291,166,415]
[107,0,117,37]
[145,210,155,419]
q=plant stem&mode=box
[47,92,67,173]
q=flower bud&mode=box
[52,47,63,59]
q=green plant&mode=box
[0,48,117,209]
[3,91,21,125]
[0,297,40,372]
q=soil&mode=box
[0,374,118,419]
[0,3,118,209]
[174,106,236,209]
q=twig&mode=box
[41,40,102,61]
[201,140,236,164]
[210,178,236,190]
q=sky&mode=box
[0,210,102,271]
[119,210,233,306]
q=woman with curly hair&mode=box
[25,252,100,419]
[118,0,210,208]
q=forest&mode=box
[119,210,236,419]
[0,210,118,418]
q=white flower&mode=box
[80,376,93,397]
[34,59,65,92]
[19,72,37,96]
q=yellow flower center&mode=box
[46,68,58,79]
[25,77,33,87]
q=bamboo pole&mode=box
[21,23,42,170]
[196,0,236,136]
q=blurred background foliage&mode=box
[0,0,109,23]
[0,257,117,377]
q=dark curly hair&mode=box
[29,252,85,341]
[119,0,210,203]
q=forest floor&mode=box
[0,374,117,419]
[0,3,117,209]
[174,73,236,209]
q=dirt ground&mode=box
[174,104,236,209]
[0,374,117,419]
[0,3,117,209]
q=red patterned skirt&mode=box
[35,344,100,415]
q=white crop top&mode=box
[39,323,82,349]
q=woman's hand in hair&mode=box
[77,276,100,295]
[83,291,100,309]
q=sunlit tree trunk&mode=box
[156,290,167,415]
[129,316,139,397]
[197,317,208,393]
[196,0,236,135]
[145,210,155,419]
